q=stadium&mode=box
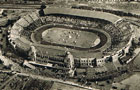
[7,7,137,79]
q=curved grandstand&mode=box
[8,7,132,57]
[8,7,136,79]
[43,7,122,24]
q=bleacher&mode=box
[11,13,132,54]
[9,10,134,67]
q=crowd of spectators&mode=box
[103,20,132,53]
[20,15,101,43]
[10,12,133,60]
[8,11,137,81]
[15,14,132,55]
[40,15,100,28]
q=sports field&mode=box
[42,27,100,48]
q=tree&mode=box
[41,2,46,9]
[39,2,46,16]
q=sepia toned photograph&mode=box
[0,0,140,90]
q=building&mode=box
[0,28,8,55]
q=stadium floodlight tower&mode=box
[30,43,37,61]
[65,52,75,77]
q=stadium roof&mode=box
[43,7,122,24]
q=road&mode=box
[17,72,94,90]
[0,47,95,90]
[0,4,41,9]
[0,7,139,90]
[0,69,95,90]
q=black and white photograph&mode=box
[0,0,140,90]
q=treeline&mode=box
[0,0,42,5]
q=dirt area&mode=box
[50,82,88,90]
[120,74,140,90]
[133,53,140,69]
